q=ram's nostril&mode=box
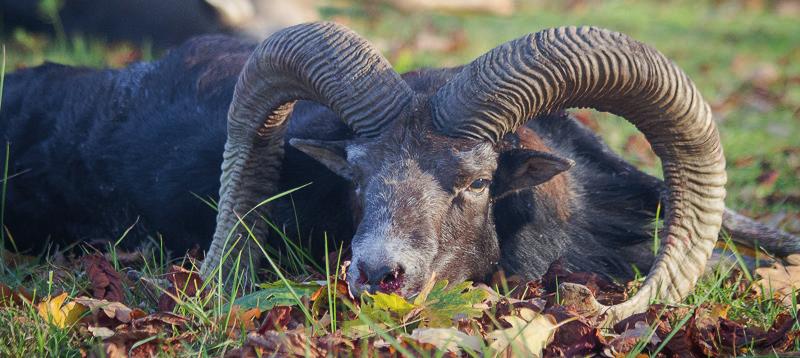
[378,265,405,293]
[379,271,395,285]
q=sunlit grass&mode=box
[0,200,796,354]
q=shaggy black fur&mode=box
[1,36,359,257]
[2,36,247,250]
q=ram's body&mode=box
[1,35,795,283]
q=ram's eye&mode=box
[467,178,491,192]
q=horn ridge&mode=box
[201,22,413,279]
[432,26,726,325]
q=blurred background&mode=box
[1,0,798,230]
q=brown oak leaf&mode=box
[543,306,607,357]
[84,254,125,303]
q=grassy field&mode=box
[1,0,799,356]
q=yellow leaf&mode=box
[488,308,557,357]
[370,292,415,316]
[710,304,730,320]
[38,292,88,328]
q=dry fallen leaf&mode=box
[754,254,800,306]
[544,306,607,357]
[317,333,356,356]
[101,312,190,357]
[225,305,263,334]
[258,306,294,333]
[237,328,326,357]
[104,340,129,358]
[88,325,116,338]
[73,297,144,326]
[84,253,126,303]
[488,307,557,357]
[37,292,88,328]
[608,321,661,354]
[408,327,482,353]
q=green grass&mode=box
[0,232,795,355]
[0,191,796,355]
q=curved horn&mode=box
[432,26,726,323]
[200,22,413,278]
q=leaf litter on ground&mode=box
[3,244,800,356]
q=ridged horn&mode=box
[432,26,726,324]
[200,22,413,279]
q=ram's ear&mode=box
[493,149,574,197]
[289,138,354,180]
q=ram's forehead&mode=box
[452,142,497,172]
[344,130,497,175]
[453,142,495,158]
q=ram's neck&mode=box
[495,114,662,280]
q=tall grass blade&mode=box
[235,213,321,332]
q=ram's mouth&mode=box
[355,265,406,294]
[377,267,405,293]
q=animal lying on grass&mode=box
[2,22,798,324]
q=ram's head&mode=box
[287,110,578,296]
[201,22,726,324]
